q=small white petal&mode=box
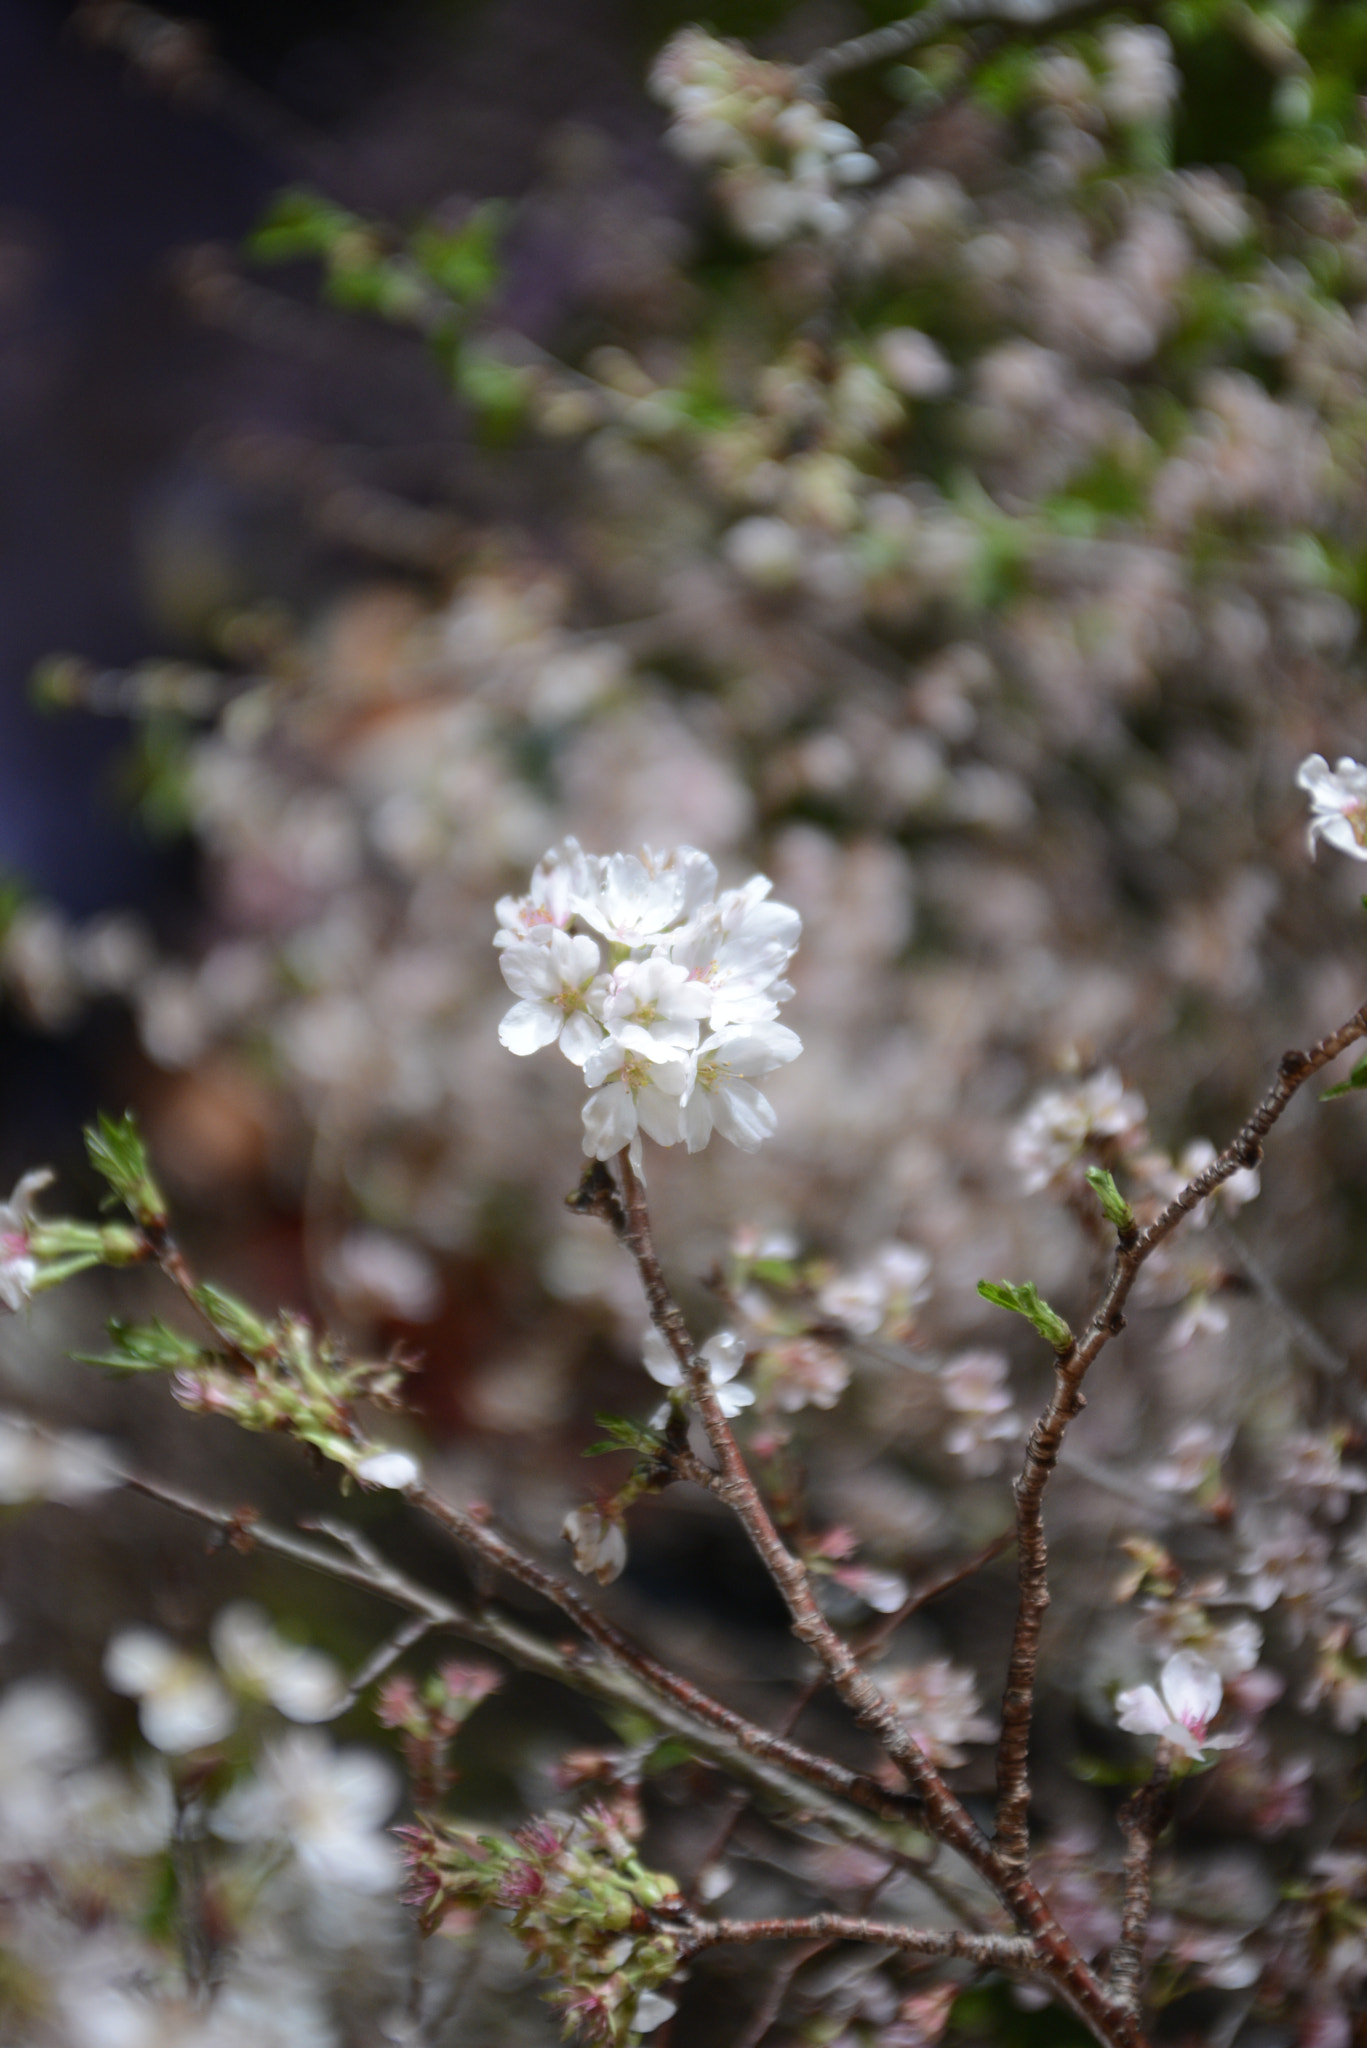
[355,1450,421,1490]
[498,999,564,1056]
[1115,1683,1170,1737]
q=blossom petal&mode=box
[498,999,563,1056]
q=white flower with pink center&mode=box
[643,1326,753,1417]
[498,929,606,1064]
[0,1168,54,1313]
[1115,1650,1243,1762]
[599,954,713,1058]
[494,837,593,948]
[1298,753,1367,861]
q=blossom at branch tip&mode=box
[562,1505,627,1584]
[0,1168,54,1313]
[1297,753,1367,861]
[642,1326,753,1417]
[494,839,803,1164]
[1115,1650,1243,1762]
[679,1024,802,1152]
[498,928,606,1063]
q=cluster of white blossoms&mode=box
[495,840,803,1170]
[104,1604,345,1753]
[649,28,878,247]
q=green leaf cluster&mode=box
[84,1113,167,1229]
[976,1278,1074,1352]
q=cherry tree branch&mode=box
[1108,1749,1173,2015]
[605,1153,1139,2048]
[98,1448,944,1877]
[993,1002,1367,1870]
[680,1914,1035,1969]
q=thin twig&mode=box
[1108,1749,1173,2014]
[104,1457,950,1878]
[992,1005,1367,1872]
[327,1613,433,1717]
[856,1528,1017,1661]
[733,1937,827,2048]
[799,0,1142,89]
[407,1481,925,1837]
[682,1915,1035,1968]
[1216,1221,1357,1387]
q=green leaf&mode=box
[977,1278,1074,1352]
[586,1413,665,1458]
[409,204,505,307]
[247,187,362,264]
[455,347,532,433]
[1084,1165,1137,1235]
[1321,1052,1367,1100]
[193,1283,273,1355]
[84,1112,167,1228]
[76,1317,209,1375]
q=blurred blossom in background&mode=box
[5,0,1367,2041]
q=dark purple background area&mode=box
[0,0,699,1164]
[0,0,691,914]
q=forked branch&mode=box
[993,1004,1367,1869]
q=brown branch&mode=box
[327,1613,433,1718]
[798,0,1144,90]
[608,1154,1138,2048]
[103,1456,942,1874]
[856,1528,1017,1661]
[681,1914,1035,1969]
[407,1481,925,1839]
[1108,1750,1173,2015]
[992,1003,1367,1871]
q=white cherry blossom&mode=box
[1297,753,1367,860]
[210,1604,345,1723]
[643,1326,753,1416]
[598,953,712,1057]
[498,929,605,1063]
[679,1024,802,1152]
[494,837,592,947]
[104,1629,237,1754]
[1116,1650,1243,1762]
[211,1730,401,1891]
[1009,1069,1147,1193]
[562,1505,628,1584]
[818,1242,932,1338]
[669,906,796,1028]
[581,1042,689,1168]
[0,1168,54,1313]
[493,840,803,1163]
[573,846,716,945]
